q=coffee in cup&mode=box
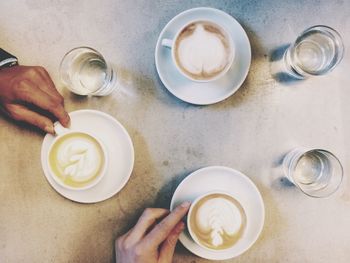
[48,127,107,190]
[162,20,234,82]
[187,191,246,250]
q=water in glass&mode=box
[284,25,344,78]
[60,47,116,96]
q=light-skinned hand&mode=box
[115,202,191,263]
[0,65,70,133]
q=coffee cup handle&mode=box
[53,122,70,136]
[161,39,173,49]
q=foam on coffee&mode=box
[49,132,105,188]
[189,193,246,250]
[174,21,232,80]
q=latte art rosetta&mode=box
[57,140,101,181]
[49,132,105,188]
[189,193,246,250]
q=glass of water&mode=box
[283,148,343,198]
[284,25,344,79]
[60,47,117,96]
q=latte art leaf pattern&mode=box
[58,140,101,181]
[49,132,105,188]
[63,145,88,178]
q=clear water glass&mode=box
[283,148,343,198]
[284,25,344,79]
[60,47,117,96]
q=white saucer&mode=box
[155,7,251,105]
[170,166,264,260]
[41,110,134,203]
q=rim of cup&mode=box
[187,190,246,252]
[47,130,108,191]
[287,148,344,198]
[170,19,235,83]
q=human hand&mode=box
[115,202,191,263]
[0,65,70,133]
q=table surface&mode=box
[1,0,350,262]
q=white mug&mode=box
[47,122,108,191]
[161,19,235,82]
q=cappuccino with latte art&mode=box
[48,132,106,189]
[188,192,246,250]
[161,19,234,82]
[174,21,234,81]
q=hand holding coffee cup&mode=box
[47,122,108,190]
[162,20,235,82]
[187,191,246,251]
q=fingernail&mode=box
[180,201,191,208]
[45,125,54,134]
[66,118,71,127]
[61,120,70,128]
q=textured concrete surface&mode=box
[1,0,350,262]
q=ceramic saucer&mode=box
[41,110,134,203]
[155,7,251,105]
[170,166,264,260]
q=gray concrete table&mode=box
[1,0,350,262]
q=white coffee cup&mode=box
[162,19,235,82]
[187,191,247,251]
[47,122,108,191]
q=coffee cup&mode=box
[47,122,108,191]
[187,191,246,251]
[162,19,235,82]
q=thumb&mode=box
[159,221,185,263]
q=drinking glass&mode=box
[283,148,343,198]
[59,47,117,96]
[284,25,344,79]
